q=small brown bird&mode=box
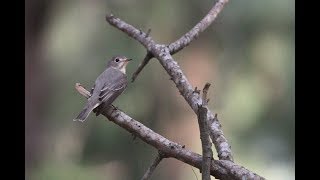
[73,55,132,122]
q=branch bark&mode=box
[209,113,233,161]
[106,8,233,162]
[131,52,153,82]
[75,84,265,180]
[106,14,154,51]
[107,0,228,83]
[197,83,213,180]
[168,0,229,54]
[141,151,165,180]
[73,0,266,179]
[152,46,234,161]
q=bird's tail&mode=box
[73,103,99,122]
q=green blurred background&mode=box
[25,0,294,179]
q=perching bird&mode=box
[73,55,132,122]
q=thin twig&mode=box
[191,167,199,180]
[141,151,165,180]
[131,52,153,82]
[202,83,211,105]
[197,83,213,180]
[146,28,151,38]
[168,0,229,54]
[74,84,265,180]
[193,87,201,94]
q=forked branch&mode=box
[75,84,265,180]
[106,1,233,162]
[74,0,265,179]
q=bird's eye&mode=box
[115,58,120,62]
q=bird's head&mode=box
[107,55,132,74]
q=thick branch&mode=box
[111,0,228,82]
[153,47,234,161]
[98,0,265,177]
[168,0,229,54]
[141,151,165,180]
[75,84,264,180]
[105,10,233,161]
[108,0,228,84]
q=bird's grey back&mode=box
[91,67,127,100]
[96,67,126,86]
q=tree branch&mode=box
[197,83,213,180]
[72,0,267,178]
[153,48,234,161]
[75,83,91,98]
[118,0,228,83]
[209,113,234,161]
[106,14,155,51]
[106,15,156,82]
[168,0,229,54]
[141,151,165,180]
[75,84,265,180]
[105,10,234,162]
[131,52,153,82]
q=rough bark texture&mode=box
[209,114,234,161]
[198,106,211,180]
[102,107,263,180]
[74,0,267,179]
[106,10,233,162]
[197,83,213,180]
[75,84,265,180]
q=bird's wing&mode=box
[98,73,127,105]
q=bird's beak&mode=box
[126,58,132,62]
